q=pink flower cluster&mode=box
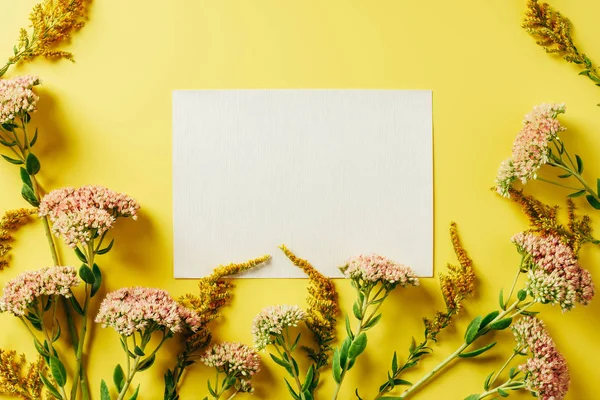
[95,287,201,337]
[200,342,260,390]
[0,266,79,316]
[512,232,594,311]
[252,305,306,350]
[511,317,569,400]
[0,76,40,124]
[38,185,140,248]
[341,254,419,287]
[496,103,566,197]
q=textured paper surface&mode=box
[173,90,432,278]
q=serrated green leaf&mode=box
[21,184,39,207]
[25,153,40,175]
[464,315,483,345]
[79,265,95,285]
[490,317,513,330]
[459,342,497,358]
[40,373,62,399]
[348,332,367,359]
[113,364,125,391]
[97,238,115,255]
[2,154,23,164]
[91,264,102,297]
[49,356,66,387]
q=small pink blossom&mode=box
[38,185,140,248]
[341,254,419,287]
[252,305,306,350]
[512,233,594,311]
[496,103,566,197]
[0,76,40,124]
[95,287,201,336]
[201,342,260,392]
[0,266,80,316]
[511,317,570,400]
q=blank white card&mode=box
[173,90,432,278]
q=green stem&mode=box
[536,176,582,191]
[226,390,240,400]
[488,351,519,389]
[399,301,520,399]
[116,357,141,400]
[505,265,523,307]
[548,158,600,202]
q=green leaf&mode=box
[332,348,342,383]
[587,194,600,210]
[269,353,292,375]
[128,385,140,400]
[352,302,362,320]
[136,353,156,372]
[101,379,111,400]
[290,332,301,352]
[283,378,300,400]
[34,340,50,357]
[49,356,67,387]
[79,265,96,285]
[576,154,584,174]
[345,314,354,340]
[480,310,499,329]
[464,315,483,345]
[568,189,587,198]
[348,332,367,359]
[464,395,481,400]
[97,238,115,255]
[1,123,17,132]
[484,371,494,390]
[1,154,23,164]
[597,178,600,197]
[23,113,31,124]
[30,127,38,147]
[517,289,527,301]
[498,388,509,397]
[207,380,217,397]
[52,322,61,342]
[74,247,87,263]
[498,288,505,310]
[0,137,16,146]
[490,317,513,330]
[91,264,102,297]
[557,172,572,178]
[509,367,519,379]
[363,313,382,330]
[409,337,416,353]
[21,183,39,207]
[339,337,351,369]
[391,351,398,373]
[25,153,40,175]
[302,365,314,392]
[459,342,497,358]
[355,389,364,400]
[113,364,125,392]
[40,373,62,399]
[19,167,32,189]
[291,357,300,376]
[69,295,84,316]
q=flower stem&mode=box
[399,301,520,399]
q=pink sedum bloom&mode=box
[496,103,566,197]
[511,317,570,400]
[201,342,260,392]
[512,232,594,311]
[0,266,79,316]
[341,254,419,287]
[251,305,306,350]
[38,185,140,248]
[0,76,40,124]
[95,287,201,337]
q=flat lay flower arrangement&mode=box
[0,0,598,399]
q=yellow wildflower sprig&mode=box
[523,0,600,91]
[0,0,88,77]
[0,208,37,270]
[374,223,476,399]
[506,187,598,254]
[163,255,271,400]
[0,350,46,400]
[279,245,339,371]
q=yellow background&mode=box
[1,0,599,398]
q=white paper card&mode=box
[173,90,432,278]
